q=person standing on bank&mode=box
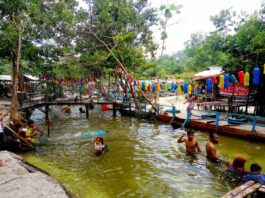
[181,95,196,129]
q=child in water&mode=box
[79,107,86,114]
[93,137,108,154]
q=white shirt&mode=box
[94,143,105,151]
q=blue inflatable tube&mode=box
[82,130,105,138]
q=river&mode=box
[21,106,265,198]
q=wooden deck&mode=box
[157,114,265,142]
[222,180,265,198]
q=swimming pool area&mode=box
[21,106,265,197]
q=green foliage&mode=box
[158,3,182,57]
[163,5,265,74]
[210,8,236,36]
[157,54,184,74]
[213,8,265,72]
[0,59,10,74]
[0,0,77,74]
[74,0,159,77]
[1,0,265,84]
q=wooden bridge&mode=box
[14,91,138,137]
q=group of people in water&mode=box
[177,130,265,185]
[2,97,264,187]
[14,119,44,146]
[0,110,44,150]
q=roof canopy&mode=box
[0,74,39,81]
[192,66,223,81]
[24,75,39,81]
[0,75,11,81]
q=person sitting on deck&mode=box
[62,105,71,113]
[74,95,78,102]
[243,163,265,185]
[180,95,196,129]
[177,130,201,155]
[93,137,108,155]
[206,133,229,166]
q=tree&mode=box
[210,8,236,36]
[75,0,158,74]
[158,3,182,57]
[0,0,76,118]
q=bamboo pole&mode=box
[88,30,158,113]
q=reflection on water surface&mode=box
[22,106,265,198]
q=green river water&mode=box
[21,106,265,198]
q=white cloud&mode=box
[150,0,263,55]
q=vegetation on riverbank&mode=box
[1,1,265,78]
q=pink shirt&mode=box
[187,97,195,111]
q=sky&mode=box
[150,0,263,55]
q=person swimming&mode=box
[225,156,247,182]
[93,137,108,154]
[79,107,86,114]
[62,105,71,113]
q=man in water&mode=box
[62,105,71,113]
[206,133,228,165]
[177,130,201,155]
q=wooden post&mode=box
[113,103,116,116]
[252,115,256,132]
[108,72,110,100]
[85,104,89,119]
[172,106,176,118]
[120,103,123,115]
[45,104,50,137]
[215,111,219,132]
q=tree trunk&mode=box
[10,30,22,120]
[10,56,19,119]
